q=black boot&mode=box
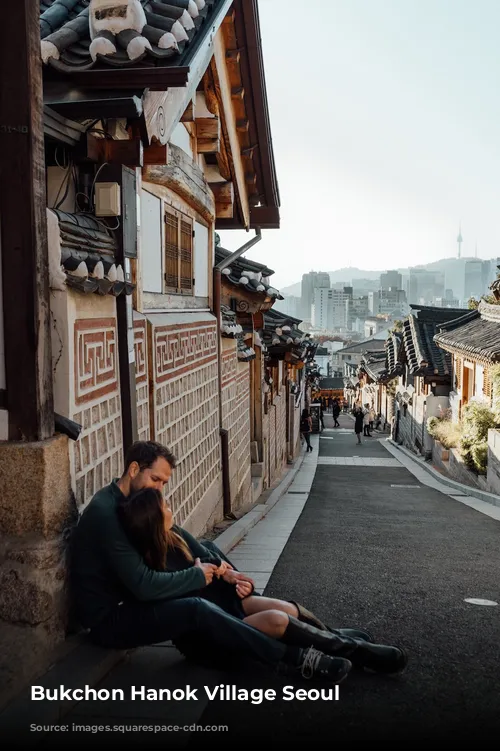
[348,642,408,675]
[278,647,352,685]
[290,602,374,642]
[283,616,407,675]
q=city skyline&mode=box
[219,0,500,289]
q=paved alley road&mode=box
[192,414,500,743]
[35,415,500,748]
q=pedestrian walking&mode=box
[354,406,363,444]
[300,408,313,452]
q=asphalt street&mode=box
[191,414,500,744]
[34,414,500,748]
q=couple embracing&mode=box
[72,441,407,686]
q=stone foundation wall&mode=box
[0,435,76,707]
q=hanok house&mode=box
[215,240,284,509]
[380,330,404,428]
[259,309,311,487]
[394,304,466,454]
[434,300,500,420]
[0,1,279,703]
[357,350,387,417]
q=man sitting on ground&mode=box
[72,441,406,685]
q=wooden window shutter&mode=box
[455,357,462,390]
[484,367,492,399]
[179,217,193,295]
[164,209,179,292]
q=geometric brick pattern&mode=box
[72,394,123,506]
[74,318,118,405]
[151,320,220,527]
[222,349,251,509]
[134,318,150,441]
[154,321,218,382]
[71,317,123,506]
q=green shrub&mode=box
[470,441,489,474]
[427,415,461,449]
[460,402,497,472]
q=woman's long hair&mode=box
[117,488,193,571]
[301,408,309,419]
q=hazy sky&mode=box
[219,0,500,289]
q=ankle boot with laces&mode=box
[283,616,407,675]
[281,647,351,684]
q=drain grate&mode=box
[390,484,421,488]
[288,491,307,495]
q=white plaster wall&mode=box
[47,165,76,212]
[194,221,209,298]
[141,189,163,293]
[169,123,193,158]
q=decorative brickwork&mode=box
[221,347,251,510]
[74,318,118,405]
[155,322,218,382]
[73,394,123,506]
[72,317,123,506]
[134,317,150,441]
[151,319,220,527]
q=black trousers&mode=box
[90,596,287,666]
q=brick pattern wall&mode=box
[221,347,251,511]
[134,316,150,441]
[72,317,123,506]
[150,319,220,526]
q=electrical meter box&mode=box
[95,182,121,217]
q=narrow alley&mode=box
[35,412,500,746]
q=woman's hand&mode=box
[194,558,218,585]
[223,569,255,588]
[235,580,254,599]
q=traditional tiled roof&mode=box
[402,305,467,378]
[261,308,309,360]
[216,245,283,301]
[385,332,403,379]
[319,377,344,390]
[360,352,387,382]
[220,304,255,360]
[39,1,218,74]
[220,305,242,337]
[49,209,134,295]
[434,301,500,363]
[335,337,387,355]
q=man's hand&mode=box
[214,560,232,578]
[194,558,218,585]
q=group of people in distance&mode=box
[72,440,407,687]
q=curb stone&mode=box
[385,439,500,509]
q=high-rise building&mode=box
[300,271,330,321]
[464,260,484,301]
[380,270,402,290]
[407,268,445,305]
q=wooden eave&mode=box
[214,1,279,230]
[220,278,269,314]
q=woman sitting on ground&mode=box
[116,487,407,677]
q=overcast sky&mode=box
[218,0,500,289]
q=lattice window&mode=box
[484,367,493,400]
[164,206,194,294]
